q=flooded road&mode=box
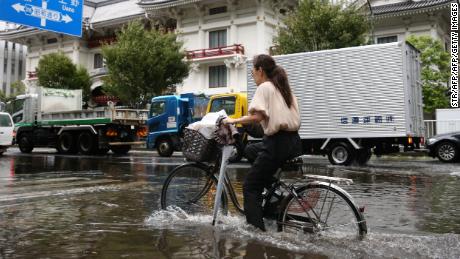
[0,148,459,258]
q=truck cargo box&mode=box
[247,42,424,139]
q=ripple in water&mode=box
[145,207,460,259]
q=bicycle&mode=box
[160,122,367,239]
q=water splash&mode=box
[450,172,460,177]
[145,208,460,258]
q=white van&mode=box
[0,112,14,155]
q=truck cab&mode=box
[0,112,14,155]
[206,93,248,162]
[207,93,247,121]
[146,93,209,157]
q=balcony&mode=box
[186,44,245,60]
[87,36,117,49]
[27,71,37,79]
[90,67,108,77]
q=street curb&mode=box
[131,148,429,157]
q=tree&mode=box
[0,80,26,103]
[273,0,370,54]
[0,91,6,103]
[10,80,26,96]
[36,52,91,103]
[406,35,450,115]
[102,21,189,107]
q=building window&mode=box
[94,53,103,69]
[209,6,227,15]
[209,30,227,48]
[18,59,23,77]
[209,65,227,88]
[47,38,58,44]
[11,62,15,75]
[377,36,398,44]
[3,60,7,73]
[2,82,6,93]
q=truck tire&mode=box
[355,148,372,165]
[435,141,458,163]
[18,134,34,153]
[327,142,355,166]
[57,132,78,154]
[111,145,131,155]
[157,138,174,157]
[78,131,97,155]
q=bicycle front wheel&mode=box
[278,183,367,239]
[161,163,228,216]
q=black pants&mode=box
[243,131,302,231]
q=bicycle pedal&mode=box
[359,206,365,213]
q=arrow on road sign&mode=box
[12,3,25,12]
[61,14,72,23]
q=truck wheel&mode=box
[435,141,458,163]
[327,142,355,166]
[78,132,96,155]
[355,148,372,165]
[18,135,34,153]
[111,145,131,155]
[157,138,174,157]
[57,132,78,154]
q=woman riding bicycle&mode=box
[224,54,302,231]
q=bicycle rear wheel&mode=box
[278,183,367,239]
[161,163,228,216]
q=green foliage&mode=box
[0,80,26,103]
[0,91,6,103]
[102,21,190,107]
[274,0,370,54]
[36,52,91,102]
[406,35,450,114]
[10,80,26,96]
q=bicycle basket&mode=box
[182,128,217,162]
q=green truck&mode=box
[7,87,148,155]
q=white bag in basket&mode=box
[186,110,228,139]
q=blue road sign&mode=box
[0,0,83,37]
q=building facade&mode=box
[139,0,296,95]
[0,0,295,96]
[0,0,453,96]
[0,0,146,94]
[0,41,26,96]
[370,0,451,49]
[0,22,27,97]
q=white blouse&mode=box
[248,81,301,136]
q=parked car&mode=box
[0,112,14,155]
[426,132,460,162]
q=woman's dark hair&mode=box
[253,54,293,107]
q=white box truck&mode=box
[247,42,424,165]
[7,87,148,155]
